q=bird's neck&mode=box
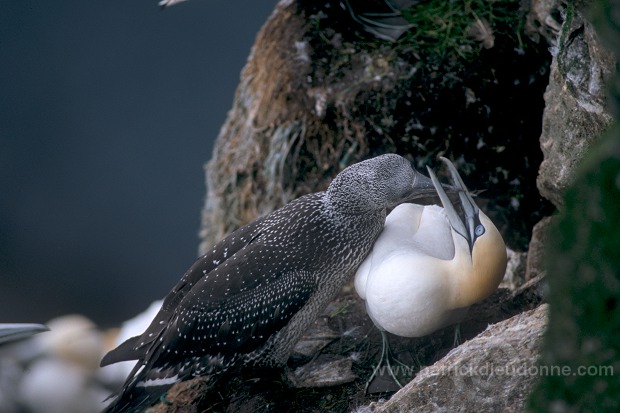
[323,190,386,218]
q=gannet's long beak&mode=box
[426,157,480,251]
[439,157,480,246]
[0,323,49,345]
[411,169,435,193]
[394,169,434,206]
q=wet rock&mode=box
[500,247,528,291]
[535,1,616,208]
[525,216,552,281]
[369,304,548,413]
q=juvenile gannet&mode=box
[100,154,440,413]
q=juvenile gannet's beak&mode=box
[402,168,458,203]
[412,169,435,193]
[426,157,482,252]
[0,323,49,345]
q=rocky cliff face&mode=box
[169,0,617,411]
[535,0,615,208]
[199,0,553,254]
[526,0,620,411]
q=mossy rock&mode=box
[202,0,554,251]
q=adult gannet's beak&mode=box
[427,157,482,252]
[0,323,49,345]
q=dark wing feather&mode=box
[101,216,266,367]
[151,261,317,363]
[103,265,317,413]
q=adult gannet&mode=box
[355,157,507,386]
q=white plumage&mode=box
[355,157,507,343]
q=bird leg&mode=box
[365,330,404,393]
[452,324,462,347]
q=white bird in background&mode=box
[8,315,109,413]
[0,307,167,413]
[0,324,49,412]
[355,157,507,386]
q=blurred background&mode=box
[0,0,274,327]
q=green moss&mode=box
[296,0,553,249]
[400,0,526,65]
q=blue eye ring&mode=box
[474,224,485,237]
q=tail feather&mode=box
[103,379,180,413]
[100,336,143,367]
[102,361,181,413]
[102,386,156,413]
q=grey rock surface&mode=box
[369,304,548,413]
[525,216,552,281]
[536,2,616,207]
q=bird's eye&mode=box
[474,224,485,237]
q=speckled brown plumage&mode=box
[100,154,434,413]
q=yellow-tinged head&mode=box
[426,157,508,310]
[453,211,507,308]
